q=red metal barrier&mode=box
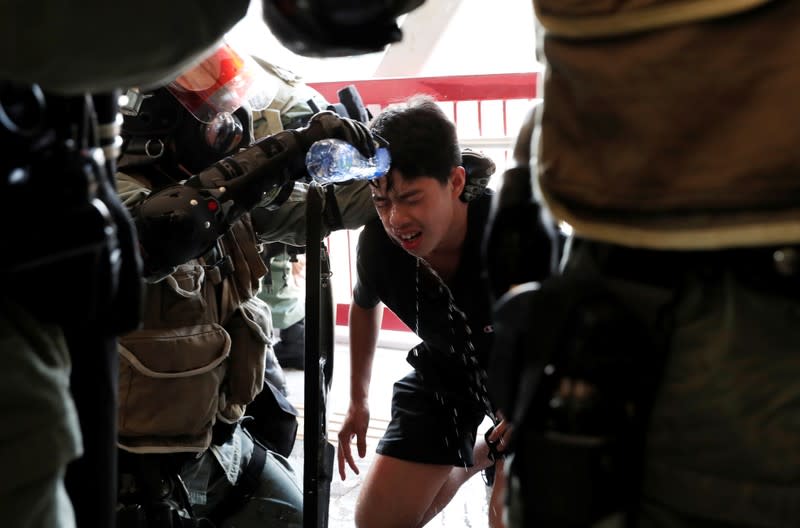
[335,303,411,332]
[308,72,539,106]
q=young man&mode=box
[337,95,509,528]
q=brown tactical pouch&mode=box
[533,0,800,249]
[118,324,230,452]
[222,297,272,409]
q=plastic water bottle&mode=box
[305,138,391,184]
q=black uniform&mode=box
[352,191,495,466]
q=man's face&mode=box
[370,168,464,258]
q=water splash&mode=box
[413,256,499,474]
[415,258,496,423]
[415,258,421,335]
[458,452,468,472]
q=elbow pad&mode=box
[134,184,224,276]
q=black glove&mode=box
[297,110,384,159]
[461,148,495,202]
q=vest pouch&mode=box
[493,270,674,526]
[513,430,629,526]
[153,263,214,326]
[224,297,272,407]
[118,323,230,452]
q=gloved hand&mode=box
[296,110,384,158]
[483,104,559,300]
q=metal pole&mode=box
[304,181,335,528]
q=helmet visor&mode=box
[166,42,278,123]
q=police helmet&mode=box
[262,0,426,57]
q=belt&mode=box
[644,462,800,527]
[579,239,800,291]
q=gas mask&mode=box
[120,42,278,174]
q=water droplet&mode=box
[414,258,496,435]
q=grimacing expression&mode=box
[371,168,464,258]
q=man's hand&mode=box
[486,418,513,459]
[337,400,371,480]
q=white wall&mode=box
[226,0,538,82]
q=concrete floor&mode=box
[283,329,495,528]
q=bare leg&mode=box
[418,435,496,527]
[355,454,453,528]
[488,458,507,528]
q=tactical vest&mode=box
[533,0,800,249]
[117,209,270,453]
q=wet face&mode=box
[371,167,465,259]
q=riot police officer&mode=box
[486,1,800,527]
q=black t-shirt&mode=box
[353,191,495,392]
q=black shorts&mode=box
[376,370,487,467]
